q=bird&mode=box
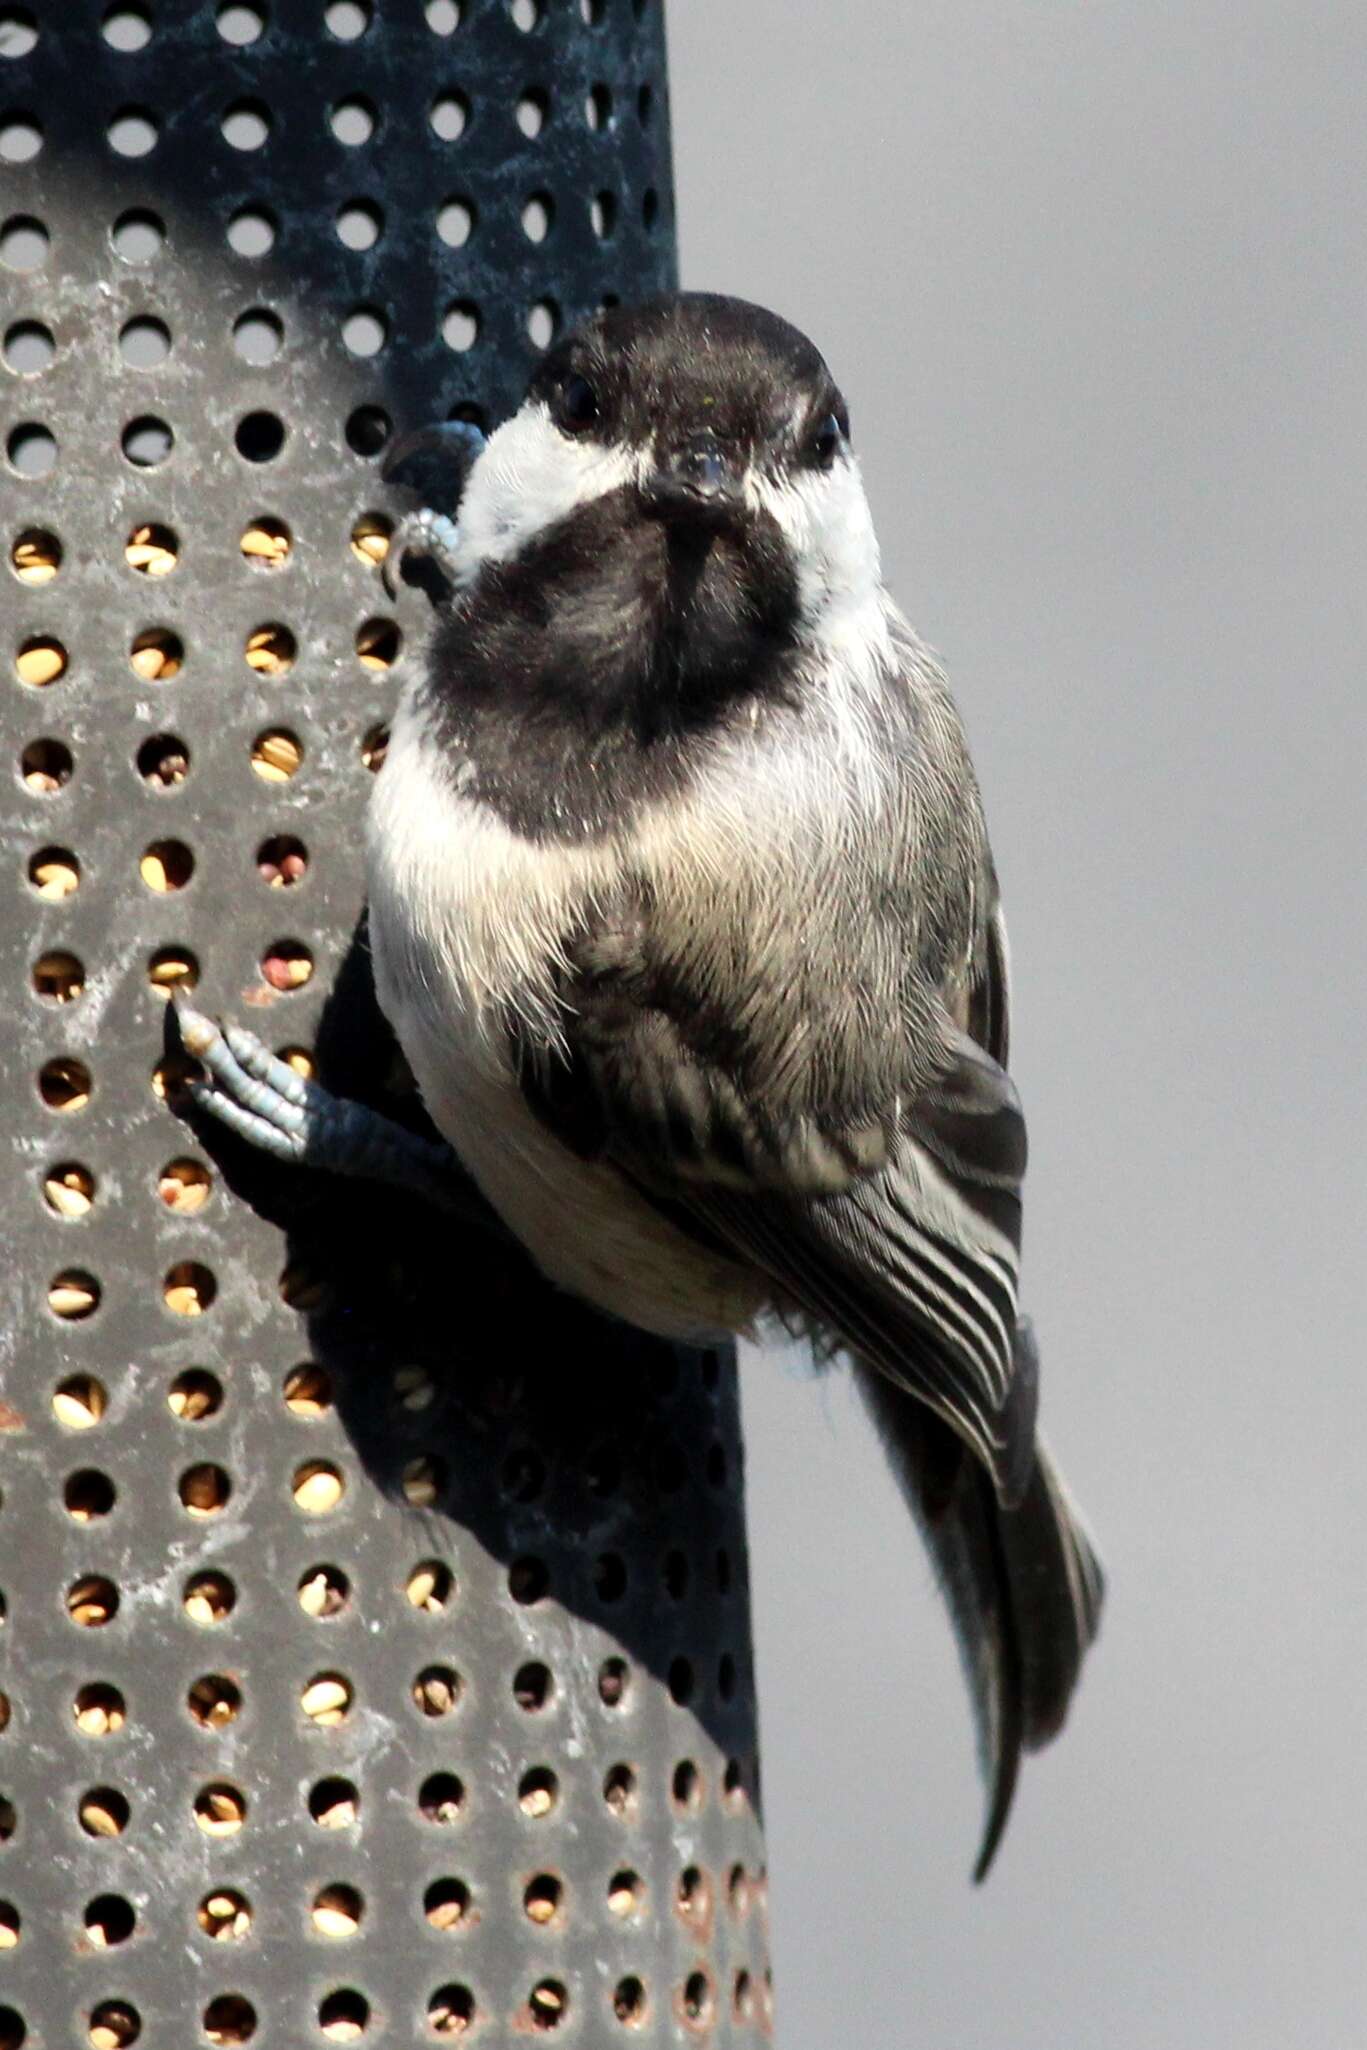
[187,290,1102,1879]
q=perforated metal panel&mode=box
[0,4,772,2044]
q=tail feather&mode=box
[855,1352,1103,1881]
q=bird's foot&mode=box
[175,1001,499,1231]
[381,507,464,601]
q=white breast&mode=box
[365,699,767,1342]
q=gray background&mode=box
[667,3,1367,2046]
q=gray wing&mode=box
[520,897,1038,1505]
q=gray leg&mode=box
[175,1001,506,1236]
[381,507,464,600]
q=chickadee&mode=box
[187,291,1101,1878]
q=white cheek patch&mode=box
[750,455,890,683]
[450,401,641,579]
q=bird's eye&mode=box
[810,410,845,469]
[555,374,601,435]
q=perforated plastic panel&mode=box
[0,4,772,2045]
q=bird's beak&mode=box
[642,433,746,531]
[381,418,487,510]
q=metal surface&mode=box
[0,3,771,2042]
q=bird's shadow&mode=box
[169,923,751,1765]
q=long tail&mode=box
[855,1353,1104,1881]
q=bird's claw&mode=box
[381,507,465,601]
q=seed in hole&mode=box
[203,1994,256,2045]
[394,1364,435,1411]
[245,622,295,674]
[598,1658,629,1708]
[518,1767,558,1818]
[165,1262,216,1316]
[78,1788,130,1838]
[312,1883,363,1938]
[603,1764,636,1818]
[198,1890,251,1941]
[318,1992,368,2043]
[681,1972,713,2027]
[64,1469,116,1522]
[427,1985,474,2037]
[402,1455,444,1507]
[0,1904,16,1953]
[124,522,177,575]
[251,727,302,780]
[240,515,290,567]
[83,1893,135,1948]
[676,1867,711,1927]
[349,513,391,566]
[40,1056,91,1112]
[129,627,183,680]
[158,1157,211,1213]
[405,1560,453,1613]
[89,2001,141,2050]
[168,1369,222,1421]
[302,1672,352,1726]
[298,1566,349,1618]
[261,939,313,993]
[293,1460,344,1514]
[278,1045,315,1079]
[151,1052,202,1104]
[67,1575,118,1627]
[21,736,73,792]
[614,1978,647,2026]
[309,1777,358,1829]
[137,733,190,787]
[184,1571,235,1625]
[523,1875,561,1926]
[194,1783,246,1835]
[121,415,173,467]
[284,1363,332,1416]
[671,1760,702,1812]
[235,410,285,462]
[11,528,60,583]
[608,1870,643,1918]
[263,831,307,888]
[279,1262,327,1312]
[53,1373,106,1428]
[513,1662,551,1712]
[74,1684,125,1736]
[179,1462,229,1515]
[187,1674,241,1729]
[424,1880,470,1931]
[723,1757,746,1807]
[412,1665,460,1717]
[140,837,194,892]
[43,1162,95,1216]
[527,1980,566,2032]
[33,950,84,1003]
[419,1772,464,1823]
[27,844,79,902]
[355,617,400,669]
[15,635,66,687]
